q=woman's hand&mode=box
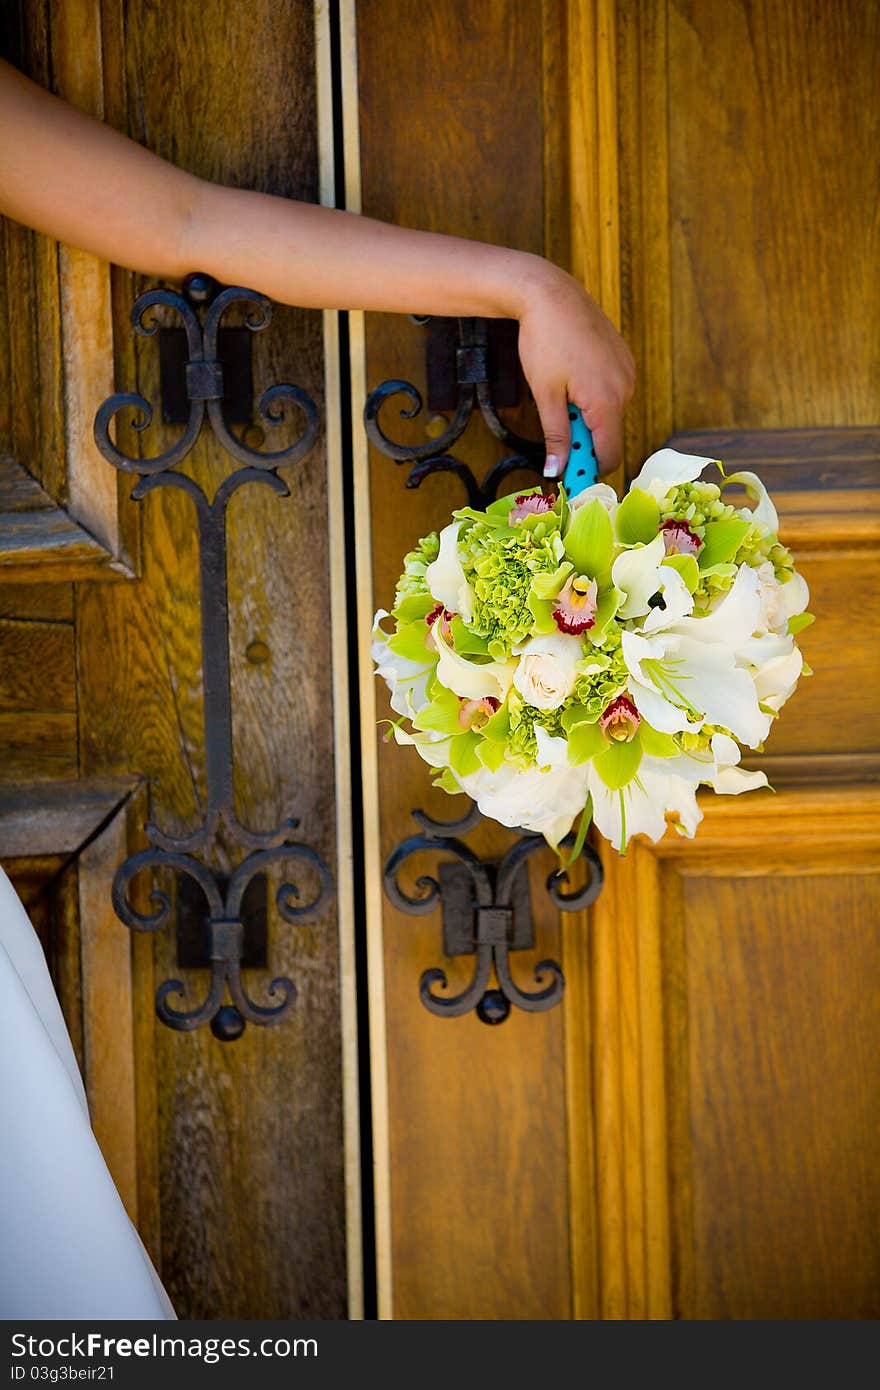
[515,260,636,478]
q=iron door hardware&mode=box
[94,272,333,1042]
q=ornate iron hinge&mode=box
[94,273,333,1041]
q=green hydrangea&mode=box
[394,531,440,607]
[503,691,567,765]
[458,517,564,660]
[659,480,795,610]
[660,479,730,529]
[571,634,629,718]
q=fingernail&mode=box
[544,453,563,479]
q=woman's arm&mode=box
[0,58,634,475]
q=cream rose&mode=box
[755,561,810,634]
[568,481,619,519]
[512,632,582,711]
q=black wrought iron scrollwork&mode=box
[95,272,332,1041]
[384,805,603,1026]
[364,317,546,507]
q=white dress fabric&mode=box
[0,866,175,1319]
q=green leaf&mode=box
[560,794,593,871]
[449,731,482,777]
[698,518,751,570]
[639,722,678,758]
[412,688,463,737]
[388,620,435,664]
[661,553,700,594]
[567,718,607,764]
[563,499,614,582]
[787,611,815,635]
[450,616,492,655]
[615,487,659,545]
[593,737,643,790]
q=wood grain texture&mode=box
[585,838,673,1318]
[667,0,880,431]
[2,787,144,1230]
[608,5,880,1320]
[667,855,880,1319]
[555,0,613,1323]
[75,0,347,1319]
[53,0,126,555]
[0,711,77,779]
[78,800,140,1223]
[588,787,880,1320]
[0,583,74,620]
[616,0,674,473]
[1,6,65,499]
[0,776,137,859]
[0,617,75,711]
[357,0,572,1319]
[0,457,126,581]
[2,852,85,1081]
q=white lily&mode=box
[587,754,704,852]
[659,562,804,718]
[723,470,779,534]
[424,521,475,623]
[622,622,771,748]
[457,755,590,847]
[371,609,433,718]
[611,533,695,628]
[534,726,570,770]
[630,447,720,503]
[706,732,769,794]
[753,646,803,714]
[433,623,516,702]
[665,560,763,647]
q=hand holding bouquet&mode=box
[373,448,812,853]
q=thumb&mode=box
[535,391,572,479]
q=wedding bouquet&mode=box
[372,448,812,853]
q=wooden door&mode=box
[1,1,359,1319]
[352,0,879,1319]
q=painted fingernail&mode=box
[544,453,563,479]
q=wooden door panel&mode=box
[667,862,880,1320]
[584,790,880,1320]
[1,6,134,582]
[355,0,575,1320]
[356,0,878,1320]
[666,0,879,430]
[2,0,355,1320]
